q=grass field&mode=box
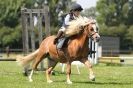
[0,61,133,88]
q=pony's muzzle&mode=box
[96,36,100,42]
[91,33,100,42]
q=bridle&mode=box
[82,22,98,38]
[89,32,98,38]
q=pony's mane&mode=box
[64,16,95,37]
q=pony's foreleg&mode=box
[46,67,53,83]
[81,59,95,81]
[66,62,72,84]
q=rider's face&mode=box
[73,11,81,17]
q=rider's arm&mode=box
[64,14,71,26]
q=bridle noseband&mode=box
[89,32,98,38]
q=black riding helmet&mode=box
[70,3,83,11]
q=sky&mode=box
[76,0,98,9]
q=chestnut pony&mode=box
[16,18,100,84]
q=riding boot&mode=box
[54,31,64,44]
[57,37,66,50]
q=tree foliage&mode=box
[0,0,24,27]
[96,0,133,26]
[0,26,22,48]
[82,7,97,19]
[96,0,133,50]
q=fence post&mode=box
[44,5,50,36]
[21,7,30,76]
[21,8,29,55]
[29,10,35,51]
[37,10,44,70]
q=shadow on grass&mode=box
[73,81,133,85]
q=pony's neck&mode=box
[77,28,89,48]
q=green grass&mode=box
[0,62,133,88]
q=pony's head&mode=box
[82,17,100,42]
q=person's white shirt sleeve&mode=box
[64,14,71,26]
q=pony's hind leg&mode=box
[28,51,47,82]
[46,58,57,83]
[28,70,34,82]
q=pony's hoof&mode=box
[91,78,95,81]
[29,79,33,82]
[67,80,72,84]
[89,75,95,81]
[28,76,33,82]
[47,80,53,83]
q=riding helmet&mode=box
[71,3,83,11]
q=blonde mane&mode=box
[64,16,94,37]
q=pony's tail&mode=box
[16,49,39,67]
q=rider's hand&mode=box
[54,38,58,44]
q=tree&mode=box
[96,0,132,26]
[0,26,22,48]
[0,0,24,27]
[82,7,97,18]
[96,0,133,50]
[126,26,133,49]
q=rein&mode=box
[90,32,98,37]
